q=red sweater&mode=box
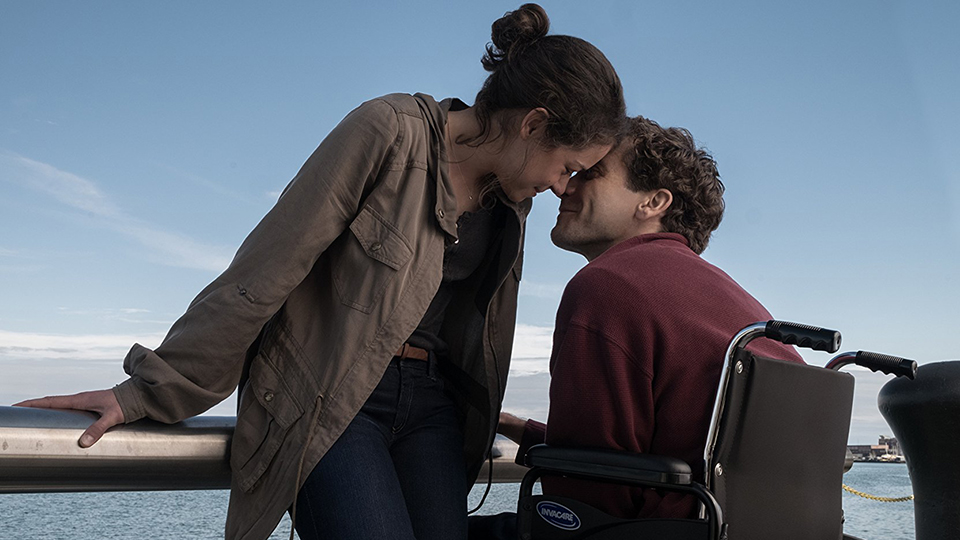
[519,233,802,519]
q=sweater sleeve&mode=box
[113,98,402,424]
[545,266,655,454]
[545,321,654,454]
[539,267,659,519]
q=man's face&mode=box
[550,146,649,261]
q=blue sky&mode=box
[1,1,957,444]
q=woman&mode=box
[17,4,625,540]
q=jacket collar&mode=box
[413,93,529,239]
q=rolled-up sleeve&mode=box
[114,98,402,423]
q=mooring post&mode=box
[879,361,960,540]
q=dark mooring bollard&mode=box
[878,361,960,540]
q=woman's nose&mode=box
[550,175,571,197]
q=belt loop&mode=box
[428,350,436,378]
[397,343,409,361]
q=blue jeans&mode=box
[294,357,468,540]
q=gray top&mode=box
[407,199,503,354]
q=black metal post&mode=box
[878,361,960,540]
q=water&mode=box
[0,463,915,539]
[840,463,916,540]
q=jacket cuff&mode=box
[113,379,147,423]
[515,418,547,466]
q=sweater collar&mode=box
[596,232,691,260]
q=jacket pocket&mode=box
[334,206,413,313]
[230,353,304,493]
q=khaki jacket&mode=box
[112,93,529,540]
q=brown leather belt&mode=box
[395,343,429,361]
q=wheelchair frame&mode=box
[516,320,916,540]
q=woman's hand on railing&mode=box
[497,412,528,446]
[14,389,123,448]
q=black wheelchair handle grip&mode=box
[764,320,841,353]
[855,351,918,379]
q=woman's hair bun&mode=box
[482,4,550,71]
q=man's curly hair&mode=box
[621,116,725,254]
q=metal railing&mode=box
[0,405,528,493]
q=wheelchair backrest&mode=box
[709,348,855,540]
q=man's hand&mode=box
[497,411,528,445]
[14,389,124,448]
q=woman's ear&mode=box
[519,107,551,140]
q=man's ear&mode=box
[637,188,673,220]
[519,108,550,140]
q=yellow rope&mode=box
[843,483,914,502]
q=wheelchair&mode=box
[515,320,917,540]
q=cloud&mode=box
[0,325,901,439]
[518,280,565,300]
[0,328,162,404]
[0,329,165,362]
[0,152,233,272]
[7,153,123,219]
[509,356,550,376]
[56,307,150,315]
[53,307,172,325]
[122,223,234,273]
[0,247,51,273]
[156,162,249,202]
[512,324,553,358]
[0,264,49,273]
[509,324,553,375]
[0,329,242,413]
[501,372,550,420]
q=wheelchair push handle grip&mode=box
[855,351,918,379]
[764,321,841,353]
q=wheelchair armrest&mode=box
[523,444,693,486]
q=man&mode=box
[483,116,802,533]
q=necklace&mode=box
[446,129,479,210]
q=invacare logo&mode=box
[536,501,581,530]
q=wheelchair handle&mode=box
[826,351,918,379]
[764,321,841,353]
[706,321,842,488]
